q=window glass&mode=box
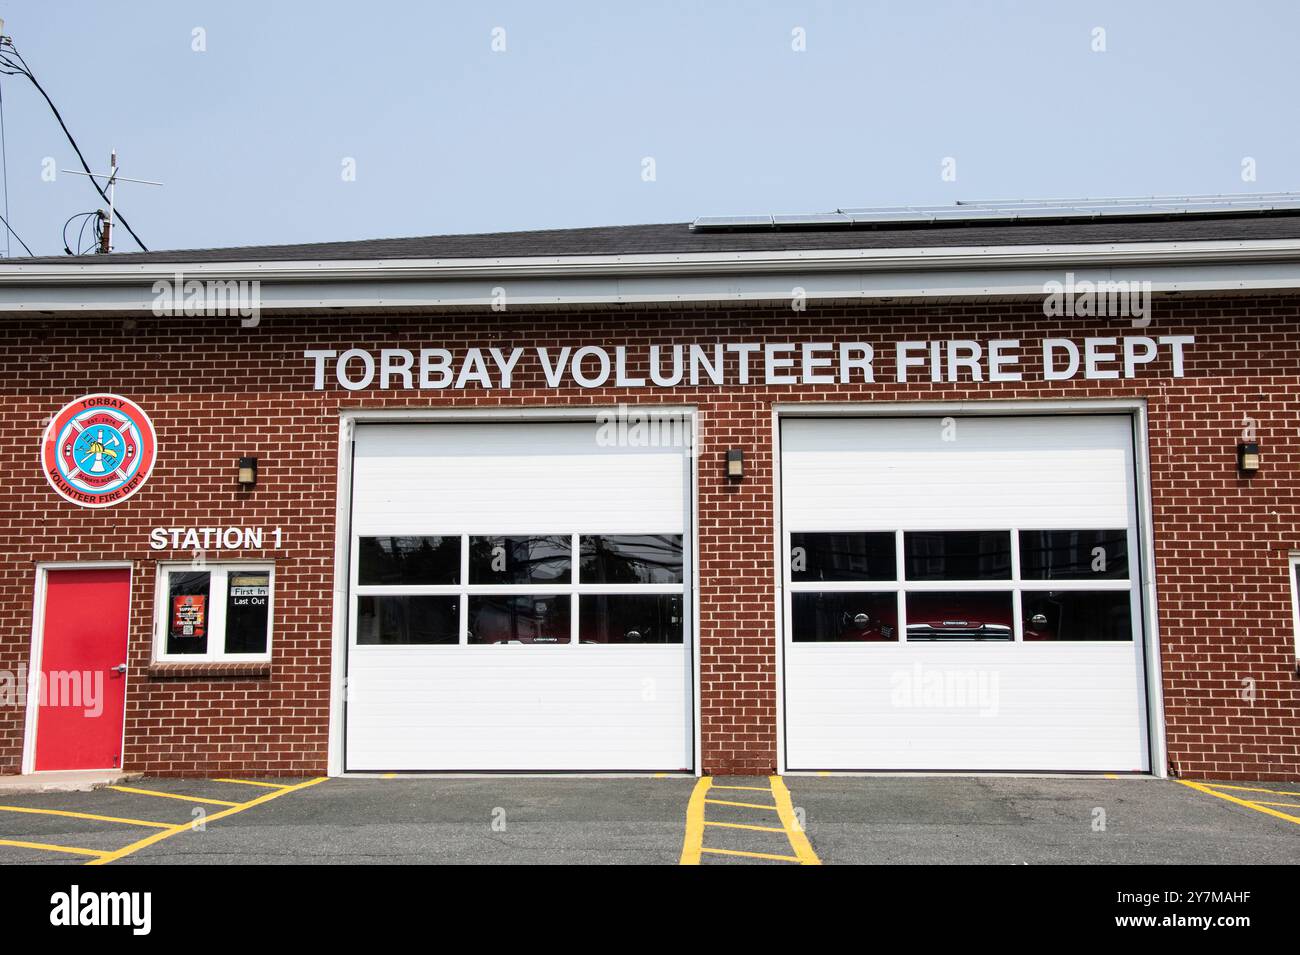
[225,571,270,654]
[356,595,459,645]
[578,594,683,644]
[1022,591,1132,641]
[469,535,571,584]
[1019,530,1129,580]
[790,532,896,582]
[905,591,1013,641]
[580,535,683,584]
[358,536,460,586]
[166,571,211,655]
[904,531,1011,581]
[467,595,571,645]
[791,592,898,642]
[1293,561,1300,655]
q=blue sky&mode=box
[0,0,1296,256]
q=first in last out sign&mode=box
[304,335,1195,391]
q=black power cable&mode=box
[62,210,102,255]
[0,74,12,256]
[0,207,33,255]
[0,39,148,251]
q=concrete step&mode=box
[0,770,142,794]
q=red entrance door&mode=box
[33,568,131,771]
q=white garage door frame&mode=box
[326,405,702,776]
[771,399,1167,777]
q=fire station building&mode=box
[2,197,1299,781]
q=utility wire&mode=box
[0,61,31,256]
[0,40,148,251]
[62,210,101,255]
[0,208,33,256]
[77,212,93,254]
[0,75,10,256]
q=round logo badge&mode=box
[40,394,157,508]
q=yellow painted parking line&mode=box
[682,777,818,865]
[0,805,170,829]
[704,798,779,811]
[212,778,286,789]
[678,777,713,865]
[771,775,821,865]
[108,786,241,807]
[1202,782,1300,798]
[705,819,786,833]
[89,777,327,866]
[1178,780,1300,826]
[701,846,800,862]
[0,838,105,858]
[382,773,397,779]
[1253,800,1300,809]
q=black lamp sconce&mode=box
[1237,442,1260,476]
[725,449,744,481]
[238,456,259,488]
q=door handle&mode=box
[111,663,127,674]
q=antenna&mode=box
[62,150,162,252]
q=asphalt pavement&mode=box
[0,773,1296,865]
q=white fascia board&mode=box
[2,240,1300,311]
[1,260,1300,313]
[3,237,1300,283]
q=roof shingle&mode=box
[15,213,1300,266]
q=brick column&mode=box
[697,397,778,774]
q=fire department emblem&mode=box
[40,394,157,508]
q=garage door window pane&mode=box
[469,535,571,584]
[1019,530,1129,580]
[356,595,459,645]
[904,531,1011,581]
[791,592,898,642]
[358,536,460,585]
[579,594,683,644]
[790,532,896,581]
[906,592,1013,641]
[224,572,270,654]
[468,594,571,644]
[1022,592,1132,641]
[580,535,683,584]
[166,571,211,655]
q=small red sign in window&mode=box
[171,594,207,638]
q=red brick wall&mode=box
[1,295,1297,779]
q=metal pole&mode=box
[100,148,117,253]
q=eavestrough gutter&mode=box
[2,238,1300,311]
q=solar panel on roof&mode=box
[690,194,1300,232]
[690,215,773,230]
[771,213,853,228]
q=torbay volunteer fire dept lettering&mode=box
[303,336,1194,390]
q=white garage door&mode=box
[781,415,1151,772]
[346,421,693,771]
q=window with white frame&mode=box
[352,534,685,645]
[787,529,1134,643]
[154,563,274,662]
[1289,554,1300,665]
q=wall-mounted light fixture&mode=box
[725,449,744,481]
[1237,442,1260,476]
[238,456,259,488]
